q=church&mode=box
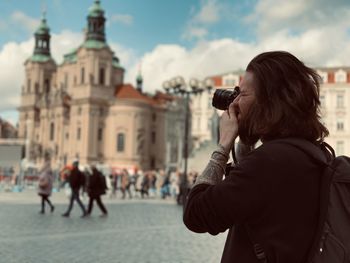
[17,0,186,172]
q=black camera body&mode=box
[212,86,240,110]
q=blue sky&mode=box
[1,0,350,125]
[0,0,255,56]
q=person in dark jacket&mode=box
[86,165,108,217]
[62,160,87,218]
[183,51,330,263]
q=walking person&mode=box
[86,165,108,217]
[109,173,117,198]
[141,172,150,199]
[37,153,54,214]
[62,160,87,218]
[121,169,132,199]
[183,51,330,262]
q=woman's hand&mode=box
[219,102,238,152]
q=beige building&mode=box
[194,68,350,156]
[17,1,185,172]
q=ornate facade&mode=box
[17,1,185,172]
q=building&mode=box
[317,67,350,155]
[0,118,17,138]
[17,0,185,172]
[193,68,350,156]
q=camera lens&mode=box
[212,87,240,110]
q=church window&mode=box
[27,79,31,93]
[64,73,68,89]
[98,128,103,141]
[81,67,85,84]
[99,67,105,85]
[150,157,155,169]
[45,79,50,93]
[50,123,54,141]
[77,127,81,140]
[117,133,125,152]
[151,131,156,144]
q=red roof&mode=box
[114,84,162,105]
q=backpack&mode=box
[250,138,350,263]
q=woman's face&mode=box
[233,71,257,123]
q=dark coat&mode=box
[68,167,85,191]
[183,139,323,263]
[88,169,107,198]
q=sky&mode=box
[1,0,350,125]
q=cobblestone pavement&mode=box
[0,191,226,263]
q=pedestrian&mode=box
[86,165,108,217]
[62,160,88,218]
[37,153,54,214]
[140,172,150,199]
[121,169,132,199]
[183,51,330,263]
[109,173,117,198]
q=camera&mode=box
[212,86,240,110]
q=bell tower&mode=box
[17,11,56,162]
[86,0,106,42]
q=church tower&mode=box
[59,0,124,164]
[86,0,106,42]
[18,12,56,162]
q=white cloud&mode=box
[125,40,253,92]
[109,42,137,69]
[194,0,221,24]
[0,39,33,112]
[246,0,350,39]
[182,26,208,41]
[110,14,134,26]
[183,0,222,40]
[11,11,40,33]
[127,19,350,94]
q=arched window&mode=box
[81,67,85,84]
[77,127,81,140]
[50,122,54,141]
[99,67,105,85]
[117,133,125,152]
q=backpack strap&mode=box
[273,138,333,165]
[273,138,335,263]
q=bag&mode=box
[250,139,350,263]
[38,176,49,188]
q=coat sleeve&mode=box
[183,146,276,235]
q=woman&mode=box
[37,155,54,214]
[183,51,329,263]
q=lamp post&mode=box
[163,76,213,206]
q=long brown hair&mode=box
[239,51,329,145]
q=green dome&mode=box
[88,0,105,17]
[136,74,143,81]
[35,18,50,35]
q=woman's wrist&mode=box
[218,138,235,153]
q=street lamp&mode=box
[162,76,213,206]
